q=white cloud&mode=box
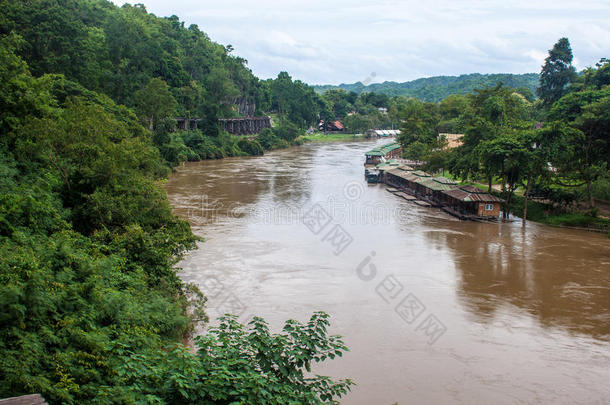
[110,0,610,84]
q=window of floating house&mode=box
[484,204,494,211]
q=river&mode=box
[165,140,610,405]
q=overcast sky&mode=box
[110,0,610,85]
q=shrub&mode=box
[274,120,301,142]
[111,313,354,404]
[237,137,264,155]
[257,128,289,150]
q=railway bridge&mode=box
[219,116,271,135]
[174,116,271,135]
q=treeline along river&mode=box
[165,140,610,404]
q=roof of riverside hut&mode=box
[386,167,418,180]
[376,159,402,170]
[411,170,431,177]
[433,176,458,185]
[388,164,414,172]
[365,142,401,156]
[386,167,407,179]
[417,177,458,191]
[443,186,503,202]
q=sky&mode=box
[109,0,610,85]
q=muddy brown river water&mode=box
[165,140,610,405]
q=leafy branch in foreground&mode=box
[113,312,354,404]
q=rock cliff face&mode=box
[231,95,256,116]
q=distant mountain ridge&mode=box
[312,73,539,102]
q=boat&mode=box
[366,170,380,183]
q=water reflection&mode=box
[422,220,610,340]
[165,145,316,228]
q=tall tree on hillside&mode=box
[269,72,319,127]
[135,77,178,130]
[537,37,577,107]
[397,99,439,160]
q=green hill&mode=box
[313,73,540,102]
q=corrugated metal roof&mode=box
[443,188,470,200]
[331,120,344,130]
[376,161,401,170]
[417,178,457,191]
[443,188,503,202]
[464,193,503,202]
[412,170,431,177]
[459,185,486,193]
[404,173,422,181]
[365,142,401,156]
[387,168,420,181]
[433,176,458,185]
[387,169,411,181]
[373,129,401,136]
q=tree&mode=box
[548,86,610,207]
[474,130,539,219]
[397,99,439,159]
[269,73,319,127]
[135,77,178,130]
[343,113,372,134]
[0,33,57,137]
[274,119,301,142]
[449,84,533,189]
[438,94,468,132]
[537,38,577,107]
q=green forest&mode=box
[313,73,540,102]
[0,0,353,403]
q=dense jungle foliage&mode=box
[0,1,353,403]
